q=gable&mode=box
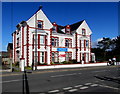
[26,9,53,29]
[76,20,92,35]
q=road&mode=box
[2,65,120,94]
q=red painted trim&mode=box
[76,33,90,37]
[90,35,92,61]
[45,52,47,64]
[84,40,86,51]
[50,28,52,63]
[32,35,34,49]
[80,40,81,51]
[38,51,40,62]
[75,33,78,61]
[38,34,40,49]
[26,25,29,66]
[22,27,24,58]
[20,58,25,60]
[29,26,50,31]
[84,53,86,64]
[13,33,16,63]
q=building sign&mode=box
[59,54,66,57]
[57,48,68,52]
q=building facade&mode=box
[12,8,95,68]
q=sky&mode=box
[2,2,118,51]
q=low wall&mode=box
[37,62,107,70]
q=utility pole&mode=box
[34,6,42,70]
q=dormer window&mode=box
[37,20,43,29]
[66,25,70,34]
[52,26,57,32]
[52,22,57,32]
[82,29,86,36]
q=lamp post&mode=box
[34,5,42,70]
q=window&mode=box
[66,52,72,61]
[38,21,43,29]
[52,26,57,32]
[66,25,70,34]
[51,37,59,47]
[40,35,44,44]
[17,38,19,47]
[82,29,86,36]
[52,52,58,62]
[65,39,72,48]
[40,52,44,63]
[66,28,70,34]
[81,40,84,48]
[86,40,89,47]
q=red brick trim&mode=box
[26,25,29,66]
[32,35,34,49]
[22,27,24,58]
[38,34,40,49]
[29,26,50,31]
[38,51,40,62]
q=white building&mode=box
[12,7,95,69]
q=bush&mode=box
[15,61,19,66]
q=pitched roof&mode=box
[70,20,84,31]
[55,20,84,34]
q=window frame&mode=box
[37,20,43,29]
[65,38,72,48]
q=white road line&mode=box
[74,85,83,88]
[92,70,107,73]
[90,84,98,87]
[48,90,59,93]
[51,75,65,77]
[63,87,72,90]
[85,83,92,85]
[68,89,78,92]
[0,79,22,83]
[80,86,89,90]
[51,73,81,78]
[99,85,119,90]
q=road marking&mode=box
[63,87,72,90]
[85,83,92,85]
[68,89,78,92]
[48,90,59,93]
[80,86,89,90]
[74,85,83,88]
[90,84,98,87]
[99,85,119,90]
[92,70,107,73]
[51,73,81,78]
[0,79,22,83]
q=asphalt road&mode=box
[1,65,120,94]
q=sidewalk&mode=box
[1,62,119,77]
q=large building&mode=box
[12,7,95,68]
